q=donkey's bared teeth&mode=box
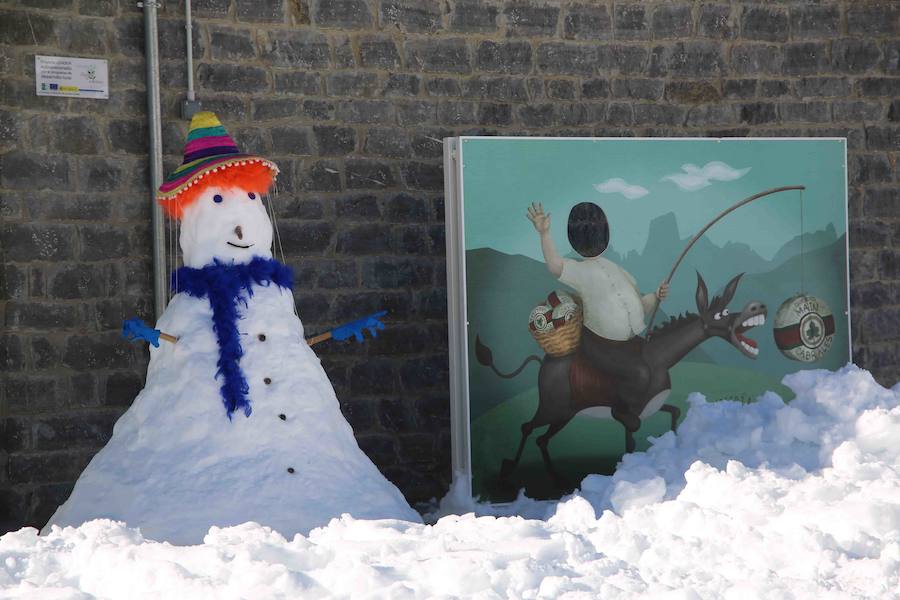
[742,315,764,328]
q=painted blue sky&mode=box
[461,138,847,261]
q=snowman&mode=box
[42,112,421,544]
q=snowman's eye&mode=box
[213,194,223,203]
[248,192,256,200]
[722,309,729,317]
[714,312,722,320]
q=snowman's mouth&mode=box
[227,242,254,249]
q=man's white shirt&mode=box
[559,256,655,341]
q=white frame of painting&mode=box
[443,136,851,502]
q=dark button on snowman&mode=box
[43,112,420,544]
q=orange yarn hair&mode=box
[159,161,276,220]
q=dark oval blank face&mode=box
[567,202,609,258]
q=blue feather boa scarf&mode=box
[172,257,293,419]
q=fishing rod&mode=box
[645,185,806,339]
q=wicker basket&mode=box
[530,295,583,357]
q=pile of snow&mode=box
[4,365,900,598]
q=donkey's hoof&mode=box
[612,407,641,432]
[499,458,517,479]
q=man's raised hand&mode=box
[527,202,551,234]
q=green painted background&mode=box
[459,137,850,502]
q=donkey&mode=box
[476,272,766,487]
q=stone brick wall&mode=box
[1,0,898,533]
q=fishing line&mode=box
[772,186,836,363]
[168,210,175,298]
[266,179,298,318]
[166,210,171,295]
[270,180,288,266]
[266,193,288,268]
[175,209,180,294]
[263,190,274,248]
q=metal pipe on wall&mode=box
[185,0,195,103]
[143,0,167,320]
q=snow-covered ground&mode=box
[3,364,899,599]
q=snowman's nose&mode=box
[234,226,243,240]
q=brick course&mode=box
[1,0,899,533]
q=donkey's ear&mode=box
[695,271,709,313]
[721,273,744,306]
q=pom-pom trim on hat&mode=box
[157,158,279,220]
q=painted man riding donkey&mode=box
[476,199,776,488]
[531,201,671,433]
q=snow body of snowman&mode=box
[43,112,421,544]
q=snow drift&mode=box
[5,365,900,599]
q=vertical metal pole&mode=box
[443,137,472,499]
[143,0,167,320]
[185,0,195,103]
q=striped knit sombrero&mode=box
[157,111,279,204]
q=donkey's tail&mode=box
[475,336,542,379]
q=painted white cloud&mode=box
[662,161,751,191]
[593,177,649,200]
